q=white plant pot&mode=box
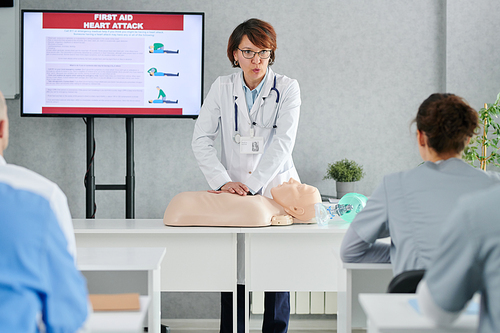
[336,181,357,199]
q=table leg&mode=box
[244,234,250,333]
[336,268,351,333]
[244,285,250,333]
[148,268,161,333]
[365,318,381,333]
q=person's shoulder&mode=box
[207,73,240,94]
[444,158,500,181]
[378,165,427,190]
[387,159,467,179]
[438,158,479,172]
[395,159,499,188]
[453,184,500,237]
[402,159,475,176]
[217,72,240,84]
[484,170,500,182]
[0,181,55,234]
[379,168,408,183]
[272,70,298,87]
[0,163,63,199]
[0,163,54,186]
[462,184,500,214]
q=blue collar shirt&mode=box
[242,69,268,113]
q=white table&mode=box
[359,293,478,333]
[74,218,393,333]
[342,263,393,332]
[74,219,238,333]
[243,223,394,333]
[77,247,165,333]
[243,220,349,333]
[87,295,150,333]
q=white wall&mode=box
[6,0,451,219]
[446,0,500,109]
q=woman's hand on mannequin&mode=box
[209,182,250,196]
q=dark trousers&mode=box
[220,285,290,333]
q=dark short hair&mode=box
[227,18,277,68]
[415,93,478,154]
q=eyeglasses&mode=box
[238,48,272,59]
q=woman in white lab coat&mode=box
[192,19,300,199]
[192,18,299,333]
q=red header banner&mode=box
[42,13,184,31]
[42,107,183,116]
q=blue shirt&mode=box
[242,69,268,112]
[0,182,88,332]
[0,155,77,259]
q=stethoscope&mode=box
[233,75,280,144]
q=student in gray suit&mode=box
[417,184,500,333]
[340,93,499,276]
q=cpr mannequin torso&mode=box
[164,178,321,227]
[164,192,286,227]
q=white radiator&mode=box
[251,292,337,315]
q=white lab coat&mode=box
[192,67,301,198]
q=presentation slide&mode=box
[22,12,203,117]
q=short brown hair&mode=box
[227,18,277,68]
[415,93,478,154]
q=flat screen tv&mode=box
[21,10,204,118]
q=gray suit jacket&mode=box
[343,158,498,275]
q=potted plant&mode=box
[463,92,500,170]
[324,158,365,198]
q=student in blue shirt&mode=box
[0,90,89,332]
[0,183,89,333]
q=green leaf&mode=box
[465,92,500,169]
[324,158,365,182]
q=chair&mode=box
[386,269,425,293]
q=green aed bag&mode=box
[315,192,367,225]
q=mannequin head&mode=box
[271,178,321,221]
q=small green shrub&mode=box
[323,159,365,182]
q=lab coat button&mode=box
[248,171,252,174]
